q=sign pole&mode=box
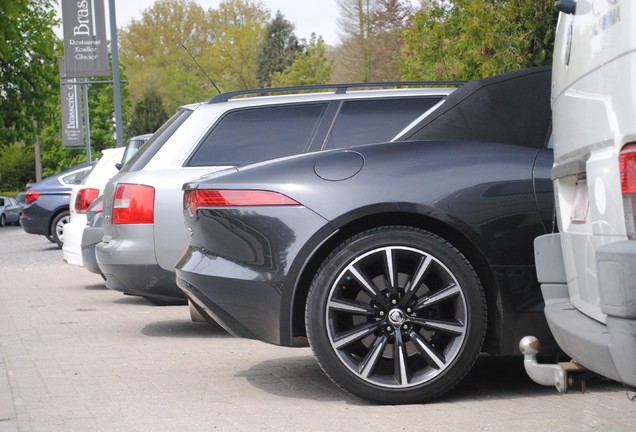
[109,0,124,148]
[82,81,92,161]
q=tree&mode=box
[0,143,34,190]
[400,0,557,81]
[257,11,303,87]
[119,0,212,113]
[128,88,169,136]
[270,34,333,87]
[0,0,60,151]
[201,0,270,91]
[333,0,413,82]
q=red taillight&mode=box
[620,144,636,194]
[112,184,155,224]
[25,190,41,204]
[74,188,100,213]
[620,143,636,239]
[184,189,299,215]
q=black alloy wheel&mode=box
[0,214,5,227]
[306,226,487,404]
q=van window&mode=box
[187,104,327,167]
[324,97,443,149]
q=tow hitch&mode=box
[519,336,593,393]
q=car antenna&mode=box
[180,42,222,94]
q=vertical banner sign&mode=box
[61,0,109,78]
[60,61,85,148]
[61,80,85,147]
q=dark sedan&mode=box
[21,162,94,247]
[175,67,555,404]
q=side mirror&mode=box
[115,163,123,170]
[556,0,576,15]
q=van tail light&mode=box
[620,143,636,239]
[112,184,155,224]
[74,188,100,213]
[25,190,41,204]
[184,189,299,215]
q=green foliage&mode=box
[400,0,557,81]
[119,0,212,112]
[257,11,303,87]
[201,0,270,91]
[120,0,271,113]
[270,34,333,87]
[0,143,34,190]
[333,0,412,82]
[128,88,169,136]
[0,0,61,149]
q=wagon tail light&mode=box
[74,188,100,213]
[25,190,41,204]
[112,184,155,224]
[620,143,636,239]
[184,189,299,215]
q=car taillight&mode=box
[184,189,299,215]
[112,184,155,224]
[25,190,41,204]
[620,143,636,239]
[75,188,100,213]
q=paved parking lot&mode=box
[1,226,634,431]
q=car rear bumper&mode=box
[535,234,636,388]
[176,248,283,345]
[96,225,185,304]
[62,216,87,266]
[81,226,104,275]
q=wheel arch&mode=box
[289,210,504,352]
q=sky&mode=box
[56,0,343,46]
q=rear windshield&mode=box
[122,109,193,172]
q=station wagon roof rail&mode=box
[207,80,466,103]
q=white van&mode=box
[522,0,636,390]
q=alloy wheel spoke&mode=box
[333,321,383,350]
[393,328,410,385]
[359,333,390,378]
[383,248,399,298]
[410,317,465,336]
[413,282,461,311]
[327,298,378,316]
[409,330,446,370]
[401,255,433,305]
[347,265,389,308]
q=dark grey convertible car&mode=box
[175,67,555,404]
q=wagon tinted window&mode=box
[324,97,443,149]
[187,104,327,167]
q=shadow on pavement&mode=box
[236,353,358,403]
[141,319,231,339]
[83,283,108,291]
[239,353,624,405]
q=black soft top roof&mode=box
[404,66,552,149]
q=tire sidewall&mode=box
[51,210,70,248]
[306,226,486,404]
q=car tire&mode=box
[50,210,70,248]
[16,213,21,226]
[306,226,487,404]
[0,214,5,227]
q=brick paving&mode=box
[1,226,634,431]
